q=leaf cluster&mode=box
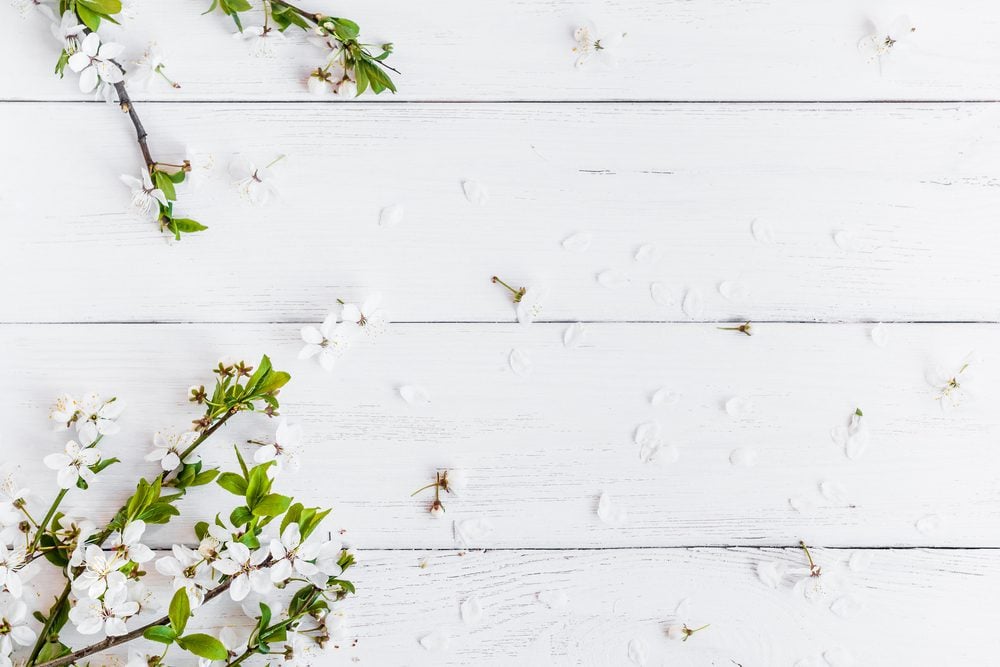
[153,168,208,241]
[143,589,229,660]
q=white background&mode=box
[3,1,1000,665]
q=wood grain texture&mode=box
[25,547,1000,666]
[4,103,1000,323]
[4,322,997,549]
[6,0,1000,101]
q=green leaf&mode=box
[39,533,69,568]
[78,0,122,15]
[331,17,359,40]
[217,472,248,496]
[192,468,220,486]
[143,624,177,645]
[170,218,208,234]
[195,521,209,541]
[230,505,253,527]
[168,588,190,634]
[177,633,228,660]
[75,3,102,29]
[138,502,180,524]
[256,371,291,396]
[153,170,177,201]
[252,493,291,517]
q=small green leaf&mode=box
[217,472,248,496]
[75,3,102,29]
[143,625,177,645]
[171,218,208,234]
[252,493,291,517]
[191,468,220,486]
[168,588,190,634]
[78,0,122,15]
[230,505,253,527]
[153,170,177,201]
[176,633,228,660]
[194,521,209,540]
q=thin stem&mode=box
[410,481,439,497]
[28,489,67,551]
[270,0,320,22]
[26,585,71,666]
[799,540,817,571]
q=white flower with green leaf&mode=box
[67,32,124,93]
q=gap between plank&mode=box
[4,99,1000,105]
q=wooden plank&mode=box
[7,1,1000,101]
[26,547,1000,665]
[4,103,1000,323]
[4,322,998,548]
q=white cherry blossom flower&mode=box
[50,11,85,51]
[0,471,31,544]
[128,43,178,90]
[43,440,100,489]
[309,540,344,586]
[72,547,127,600]
[12,0,55,19]
[69,582,139,636]
[49,393,81,430]
[156,544,213,606]
[254,418,301,473]
[197,522,234,563]
[516,285,548,324]
[0,546,25,598]
[927,352,979,412]
[230,155,282,206]
[77,393,124,436]
[121,169,167,222]
[299,313,352,371]
[859,15,916,63]
[68,33,125,93]
[572,23,626,68]
[55,515,97,567]
[269,524,320,583]
[234,25,285,57]
[0,596,36,656]
[341,293,387,338]
[145,430,199,471]
[212,542,271,601]
[109,521,154,565]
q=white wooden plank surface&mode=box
[24,547,1000,666]
[7,0,1000,101]
[4,103,1000,323]
[5,322,997,548]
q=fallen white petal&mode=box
[830,595,862,619]
[399,385,431,406]
[461,179,488,205]
[725,396,755,419]
[508,348,533,377]
[634,422,661,447]
[870,322,890,348]
[627,638,647,666]
[597,269,631,288]
[537,590,569,609]
[789,496,816,514]
[460,597,483,626]
[681,289,704,317]
[649,282,677,307]
[634,244,661,264]
[915,514,942,535]
[729,447,758,467]
[756,561,785,588]
[833,230,859,252]
[641,441,678,465]
[718,280,750,302]
[597,492,627,526]
[455,517,495,548]
[751,218,775,245]
[419,630,450,652]
[848,551,873,573]
[823,647,855,667]
[819,479,848,503]
[650,388,681,408]
[562,231,592,253]
[563,322,586,348]
[674,597,692,618]
[379,203,404,227]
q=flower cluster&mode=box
[299,293,387,371]
[205,0,398,95]
[0,355,356,667]
[33,1,207,240]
